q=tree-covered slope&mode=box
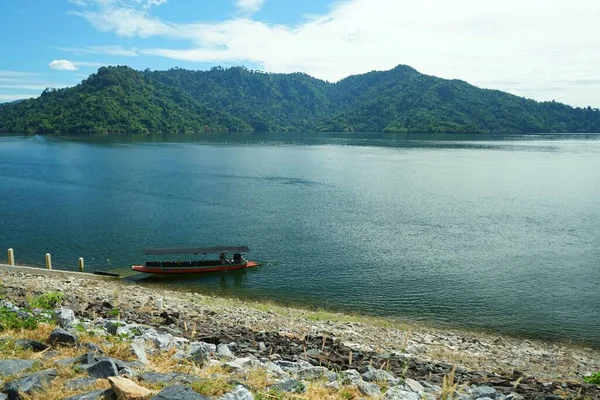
[0,64,599,134]
[148,66,333,132]
[319,65,600,133]
[0,66,251,134]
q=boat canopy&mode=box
[144,246,250,255]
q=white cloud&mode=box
[235,0,266,15]
[55,45,139,57]
[49,60,78,71]
[0,94,37,102]
[70,0,600,107]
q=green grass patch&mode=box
[0,307,38,331]
[30,291,65,310]
[584,372,600,384]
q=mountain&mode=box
[1,65,599,134]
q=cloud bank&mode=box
[65,0,600,106]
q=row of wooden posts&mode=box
[6,248,85,272]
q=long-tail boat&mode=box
[131,245,259,275]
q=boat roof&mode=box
[144,246,250,255]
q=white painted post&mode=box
[7,248,14,266]
[78,257,84,272]
[45,253,52,270]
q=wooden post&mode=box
[7,248,14,266]
[78,257,84,272]
[45,253,52,270]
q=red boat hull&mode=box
[132,261,259,275]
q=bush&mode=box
[584,372,600,385]
[0,307,38,331]
[30,291,65,310]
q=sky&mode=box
[0,0,599,107]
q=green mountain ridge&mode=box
[1,64,599,134]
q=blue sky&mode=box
[1,0,599,107]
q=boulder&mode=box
[469,385,498,399]
[142,329,175,351]
[3,368,57,399]
[296,366,337,382]
[403,378,425,394]
[14,339,49,352]
[151,385,210,400]
[269,379,306,393]
[48,327,78,345]
[108,376,155,400]
[65,377,100,390]
[130,338,148,365]
[86,359,119,378]
[384,387,420,400]
[185,342,215,366]
[358,381,382,397]
[55,308,77,328]
[0,359,36,377]
[138,372,201,385]
[219,385,254,400]
[340,369,362,385]
[362,365,399,385]
[217,344,235,360]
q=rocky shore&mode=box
[0,269,598,399]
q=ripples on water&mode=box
[0,132,599,346]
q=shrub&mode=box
[30,291,65,309]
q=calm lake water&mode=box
[1,132,599,346]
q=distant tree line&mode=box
[1,64,599,135]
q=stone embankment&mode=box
[0,269,598,399]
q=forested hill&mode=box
[1,65,599,134]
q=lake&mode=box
[1,132,599,346]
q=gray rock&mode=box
[232,357,262,369]
[0,393,6,400]
[470,385,498,399]
[104,320,126,336]
[55,307,77,328]
[63,389,111,400]
[505,393,525,400]
[264,361,285,376]
[142,329,175,351]
[86,359,119,378]
[358,381,382,397]
[384,387,420,400]
[14,339,49,352]
[223,360,246,373]
[219,385,254,400]
[273,360,303,373]
[54,357,78,366]
[48,327,78,345]
[217,343,235,360]
[296,366,337,382]
[362,365,398,385]
[0,359,36,376]
[74,352,97,366]
[325,381,340,390]
[151,385,210,400]
[185,342,215,366]
[139,371,201,385]
[130,338,148,364]
[3,368,57,399]
[65,377,100,390]
[79,342,103,354]
[258,342,267,352]
[403,378,425,394]
[421,381,442,394]
[269,379,306,393]
[340,369,362,385]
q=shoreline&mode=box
[0,268,598,382]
